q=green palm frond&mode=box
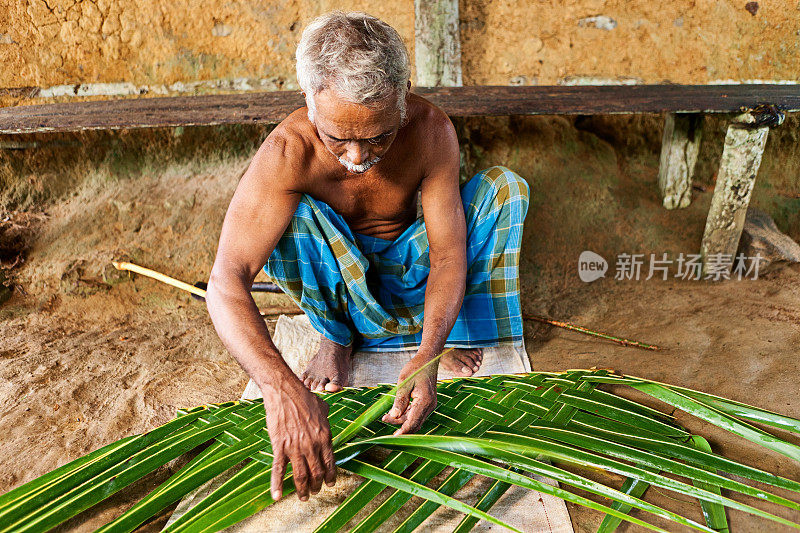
[2,369,800,532]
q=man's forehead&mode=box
[313,90,401,138]
[315,118,396,140]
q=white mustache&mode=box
[338,155,382,173]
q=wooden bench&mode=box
[1,84,797,274]
[1,85,797,133]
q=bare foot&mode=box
[440,348,483,377]
[301,336,353,392]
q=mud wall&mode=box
[2,0,799,106]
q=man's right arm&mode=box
[205,134,336,501]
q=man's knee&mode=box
[474,166,530,215]
[480,165,530,199]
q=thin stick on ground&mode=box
[111,261,302,317]
[112,262,658,348]
[523,314,660,351]
[113,261,207,298]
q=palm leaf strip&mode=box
[1,369,799,533]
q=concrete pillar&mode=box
[414,0,462,87]
[700,105,785,277]
[658,113,704,209]
[414,0,467,197]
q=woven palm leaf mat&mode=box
[167,315,573,532]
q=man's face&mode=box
[310,87,403,174]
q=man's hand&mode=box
[381,354,439,435]
[263,376,337,502]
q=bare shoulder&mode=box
[406,93,459,170]
[407,93,456,135]
[248,109,316,189]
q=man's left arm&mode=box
[382,111,465,434]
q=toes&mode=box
[457,354,476,368]
[325,381,343,392]
[457,350,482,375]
[300,374,344,392]
[460,352,477,364]
[440,349,487,376]
[472,350,482,371]
[470,349,483,369]
[456,360,475,376]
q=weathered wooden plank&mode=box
[415,0,462,87]
[0,91,306,134]
[699,112,774,277]
[657,113,704,209]
[0,85,799,134]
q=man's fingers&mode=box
[382,389,410,424]
[382,410,407,424]
[394,400,428,435]
[290,454,311,501]
[305,447,326,495]
[391,389,410,417]
[321,441,337,487]
[270,449,287,501]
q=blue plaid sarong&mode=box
[264,166,530,352]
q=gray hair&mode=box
[295,11,411,123]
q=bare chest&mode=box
[308,168,422,238]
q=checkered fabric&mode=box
[264,166,530,351]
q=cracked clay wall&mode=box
[2,0,799,106]
[2,0,415,104]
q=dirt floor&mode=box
[1,114,799,531]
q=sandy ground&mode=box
[1,115,799,531]
[528,265,800,532]
[3,261,799,532]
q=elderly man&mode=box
[206,11,529,503]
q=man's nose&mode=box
[345,142,368,164]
